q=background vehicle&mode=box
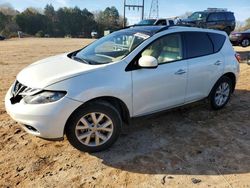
[0,35,5,40]
[230,29,250,47]
[91,31,98,38]
[136,18,175,26]
[178,8,236,35]
[5,26,239,152]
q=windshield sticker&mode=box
[134,32,150,39]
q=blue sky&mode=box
[0,0,249,23]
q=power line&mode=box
[123,0,145,27]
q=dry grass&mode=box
[0,38,250,187]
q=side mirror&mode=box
[138,56,158,69]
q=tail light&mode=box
[235,53,241,63]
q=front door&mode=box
[132,33,188,116]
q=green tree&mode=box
[94,6,124,36]
[44,4,56,20]
[44,4,56,35]
[0,11,19,37]
[56,7,96,37]
[0,12,8,31]
[1,4,124,38]
[15,8,48,35]
[81,8,96,37]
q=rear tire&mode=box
[65,101,122,152]
[209,77,233,110]
[241,38,250,47]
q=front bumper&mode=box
[229,36,243,46]
[5,86,82,139]
[230,40,241,46]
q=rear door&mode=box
[206,12,226,30]
[183,32,225,102]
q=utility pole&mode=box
[123,0,145,27]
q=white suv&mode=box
[5,26,240,152]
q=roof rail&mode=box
[155,25,172,33]
[155,24,193,33]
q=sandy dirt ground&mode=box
[0,38,250,188]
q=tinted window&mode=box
[141,34,183,64]
[184,32,213,58]
[208,33,226,53]
[207,13,226,21]
[168,20,174,25]
[138,19,156,25]
[189,12,208,20]
[226,12,235,20]
[156,19,167,25]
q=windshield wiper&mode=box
[72,55,90,64]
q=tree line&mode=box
[1,4,250,38]
[0,4,125,38]
[235,18,250,32]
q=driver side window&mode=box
[141,34,183,64]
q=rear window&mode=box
[226,12,235,20]
[208,33,226,53]
[184,32,214,58]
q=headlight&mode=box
[235,33,242,37]
[23,91,66,104]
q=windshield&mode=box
[188,12,207,20]
[74,31,150,65]
[137,19,156,25]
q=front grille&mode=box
[12,80,27,96]
[10,80,27,104]
[10,80,41,104]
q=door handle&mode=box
[175,69,186,75]
[214,60,222,66]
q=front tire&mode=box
[209,77,233,110]
[65,101,122,152]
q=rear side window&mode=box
[184,32,213,58]
[226,12,235,20]
[168,20,174,26]
[208,33,226,53]
[207,13,226,21]
[156,19,167,25]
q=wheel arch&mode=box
[85,96,131,124]
[222,72,236,93]
[65,96,130,135]
[209,72,236,96]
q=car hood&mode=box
[17,53,105,89]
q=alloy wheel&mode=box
[214,82,230,106]
[242,39,250,47]
[75,112,114,147]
